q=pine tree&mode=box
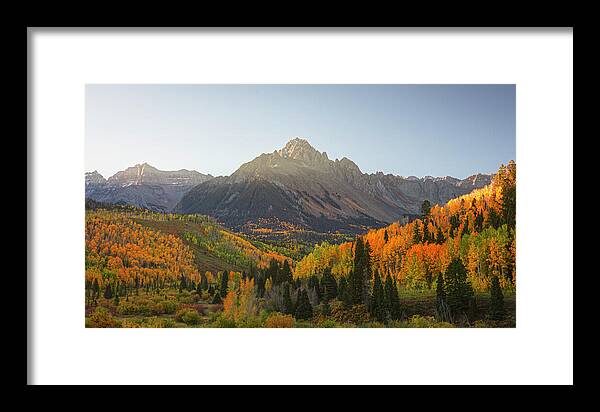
[444,259,475,321]
[267,259,280,285]
[390,278,401,320]
[283,282,293,315]
[422,220,429,243]
[435,272,451,322]
[338,277,352,308]
[220,271,229,298]
[349,238,366,305]
[412,221,422,244]
[495,160,516,229]
[308,275,321,303]
[474,212,484,233]
[294,289,313,320]
[383,229,389,243]
[383,274,396,322]
[114,291,120,306]
[488,276,505,320]
[421,199,431,218]
[281,260,293,285]
[370,270,385,322]
[322,267,338,302]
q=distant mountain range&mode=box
[86,138,491,233]
[85,163,213,212]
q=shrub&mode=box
[330,304,370,324]
[152,300,178,315]
[87,307,119,328]
[175,308,202,325]
[116,302,152,316]
[406,315,455,328]
[265,312,296,328]
[119,318,144,328]
[211,314,237,328]
[316,319,340,328]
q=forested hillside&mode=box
[85,161,515,328]
[295,161,516,292]
[85,208,291,304]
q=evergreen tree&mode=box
[422,220,429,243]
[435,272,451,322]
[267,259,280,285]
[283,282,293,315]
[349,238,365,305]
[383,229,389,243]
[488,276,505,320]
[495,160,516,229]
[436,272,445,303]
[322,267,338,302]
[294,289,313,320]
[486,208,501,229]
[412,221,422,244]
[461,218,470,236]
[220,271,229,298]
[308,275,321,303]
[114,291,120,306]
[383,274,396,322]
[281,260,293,285]
[338,277,352,308]
[474,212,484,233]
[449,213,460,236]
[421,199,431,218]
[370,270,385,322]
[337,276,347,299]
[444,259,475,320]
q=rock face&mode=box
[85,163,213,212]
[175,138,491,233]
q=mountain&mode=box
[85,163,213,212]
[175,138,491,233]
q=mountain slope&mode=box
[176,138,491,233]
[85,163,213,212]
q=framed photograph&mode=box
[28,28,573,385]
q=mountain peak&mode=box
[277,137,329,163]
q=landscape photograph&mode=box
[84,84,516,328]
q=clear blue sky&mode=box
[86,84,515,179]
